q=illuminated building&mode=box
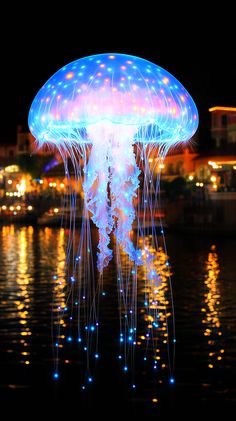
[209,106,236,149]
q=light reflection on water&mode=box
[0,225,236,412]
[202,245,224,370]
[137,236,173,375]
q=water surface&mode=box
[0,225,235,415]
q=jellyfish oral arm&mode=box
[83,122,142,272]
[83,127,113,272]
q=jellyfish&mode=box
[28,53,198,382]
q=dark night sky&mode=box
[1,7,236,148]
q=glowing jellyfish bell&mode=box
[29,53,198,273]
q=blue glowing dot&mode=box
[161,230,164,234]
[55,342,59,347]
[96,322,99,326]
[118,355,122,359]
[153,365,157,370]
[84,347,87,351]
[132,384,136,389]
[95,354,99,359]
[120,338,124,343]
[53,275,58,280]
[78,337,82,342]
[166,262,170,266]
[67,336,72,342]
[144,301,148,306]
[102,292,106,296]
[69,316,73,320]
[169,377,175,384]
[88,377,93,383]
[53,372,59,380]
[82,385,85,390]
[64,307,68,311]
[123,366,128,372]
[128,336,132,341]
[144,357,147,361]
[173,339,176,343]
[85,326,88,330]
[70,276,75,282]
[129,329,134,333]
[90,326,95,331]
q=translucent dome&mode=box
[28,53,198,145]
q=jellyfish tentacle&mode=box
[110,142,142,264]
[84,123,145,271]
[83,135,113,272]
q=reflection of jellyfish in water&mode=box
[28,53,198,383]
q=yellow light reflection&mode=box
[52,228,67,337]
[202,245,223,369]
[138,236,172,370]
[15,227,33,364]
[0,226,34,365]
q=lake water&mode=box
[0,225,235,416]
